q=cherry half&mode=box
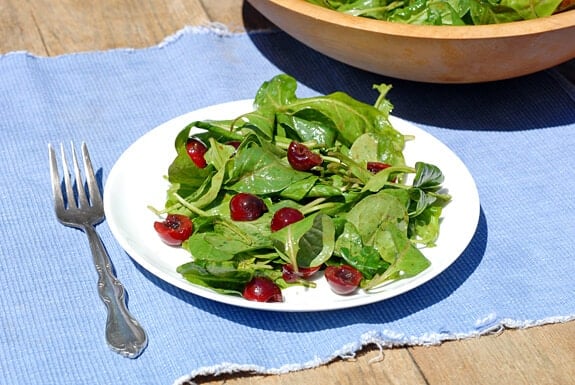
[243,277,283,302]
[153,214,193,246]
[281,264,321,283]
[229,193,268,221]
[367,161,397,182]
[225,140,242,149]
[366,161,391,174]
[324,265,363,295]
[270,207,305,232]
[287,141,322,171]
[185,138,208,168]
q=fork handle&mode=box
[84,225,148,358]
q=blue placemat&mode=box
[1,27,574,385]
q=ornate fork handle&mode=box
[85,224,148,358]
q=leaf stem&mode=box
[300,197,326,213]
[173,193,211,217]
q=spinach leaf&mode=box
[270,213,335,268]
[362,223,431,290]
[227,138,311,195]
[276,108,338,147]
[412,162,444,191]
[336,223,391,280]
[177,259,254,294]
[408,204,443,247]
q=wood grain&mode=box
[1,1,573,384]
[189,323,575,385]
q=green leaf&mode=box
[276,108,339,147]
[177,259,254,294]
[167,140,213,188]
[183,233,237,261]
[270,213,335,268]
[254,73,298,110]
[294,92,395,146]
[336,222,391,279]
[409,204,443,247]
[344,190,409,244]
[412,162,444,191]
[204,138,235,170]
[363,165,415,193]
[192,120,244,142]
[279,175,319,201]
[362,223,431,290]
[227,140,311,195]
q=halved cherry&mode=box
[185,138,208,168]
[153,214,193,246]
[366,161,391,174]
[287,141,322,171]
[243,277,283,302]
[281,264,321,283]
[270,207,304,232]
[367,161,397,182]
[324,265,363,295]
[225,140,242,149]
[229,193,268,221]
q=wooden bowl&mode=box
[247,0,575,83]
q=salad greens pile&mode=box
[152,74,451,297]
[306,0,573,25]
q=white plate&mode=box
[104,99,480,312]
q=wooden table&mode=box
[3,1,573,384]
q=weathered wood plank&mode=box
[192,347,427,385]
[410,321,575,385]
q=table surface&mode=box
[2,1,574,384]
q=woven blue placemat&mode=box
[1,27,574,385]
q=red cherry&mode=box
[243,277,283,302]
[185,138,208,168]
[270,207,304,232]
[281,264,321,283]
[324,265,363,295]
[153,214,193,246]
[225,140,241,149]
[367,161,391,174]
[366,161,397,182]
[229,193,268,221]
[287,141,322,171]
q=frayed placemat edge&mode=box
[172,315,575,385]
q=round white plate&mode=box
[104,99,480,312]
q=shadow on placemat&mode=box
[132,208,487,332]
[242,3,575,131]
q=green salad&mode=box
[306,0,573,25]
[150,74,451,302]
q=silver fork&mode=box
[49,142,148,358]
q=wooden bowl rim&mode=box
[266,0,575,39]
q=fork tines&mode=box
[49,142,102,212]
